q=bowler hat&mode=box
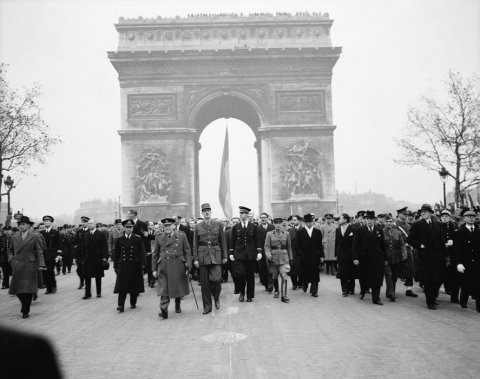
[122,219,135,227]
[161,218,175,225]
[42,215,54,222]
[303,214,314,223]
[18,216,34,225]
[420,204,434,213]
[201,203,211,211]
[239,206,251,213]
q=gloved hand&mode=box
[229,254,235,261]
[353,259,359,266]
[457,264,466,273]
[446,240,453,247]
[194,261,199,268]
[153,271,157,278]
[256,253,262,261]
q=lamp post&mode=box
[3,175,14,215]
[439,167,448,209]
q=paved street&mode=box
[1,267,480,379]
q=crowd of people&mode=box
[1,203,480,319]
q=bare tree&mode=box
[396,71,480,206]
[0,63,62,217]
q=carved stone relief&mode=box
[128,94,177,119]
[136,148,171,203]
[284,141,321,197]
[277,91,325,117]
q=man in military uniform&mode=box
[108,219,123,260]
[74,216,89,289]
[40,216,62,294]
[256,212,275,292]
[229,206,262,302]
[152,218,192,319]
[383,214,407,302]
[440,209,459,302]
[112,219,147,312]
[193,203,227,315]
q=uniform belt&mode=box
[272,245,287,250]
[198,242,219,247]
[160,254,181,259]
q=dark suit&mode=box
[288,226,302,288]
[441,222,459,301]
[408,219,447,307]
[257,223,275,290]
[230,221,261,299]
[83,229,108,297]
[40,229,62,292]
[294,227,324,295]
[74,228,88,287]
[454,224,480,310]
[335,224,356,294]
[352,225,387,303]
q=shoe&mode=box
[311,293,318,298]
[234,290,239,294]
[267,287,273,293]
[45,290,53,294]
[342,292,348,297]
[52,288,57,293]
[1,286,6,289]
[348,291,355,295]
[215,300,220,310]
[175,308,182,313]
[22,313,29,319]
[460,302,468,308]
[246,298,252,302]
[33,293,38,301]
[406,290,418,297]
[239,294,244,302]
[433,300,439,306]
[281,296,290,303]
[97,294,101,298]
[373,301,384,305]
[78,284,84,290]
[203,310,211,315]
[273,292,279,298]
[360,292,365,300]
[130,305,136,309]
[292,285,297,290]
[427,304,437,310]
[302,285,308,293]
[63,272,66,275]
[159,310,168,319]
[389,297,396,302]
[117,306,124,313]
[82,296,91,300]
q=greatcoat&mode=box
[83,229,108,278]
[113,233,147,294]
[8,230,45,294]
[335,224,357,279]
[294,227,324,283]
[320,223,337,261]
[454,224,480,296]
[152,230,192,298]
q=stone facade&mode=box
[108,13,341,219]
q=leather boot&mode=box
[175,298,181,313]
[281,280,289,303]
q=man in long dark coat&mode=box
[294,213,324,297]
[74,216,89,289]
[113,219,146,312]
[152,218,192,319]
[454,209,480,312]
[256,212,275,292]
[287,215,303,290]
[352,210,387,305]
[82,219,108,299]
[335,213,356,296]
[408,204,447,310]
[40,215,62,294]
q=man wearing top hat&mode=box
[352,211,387,305]
[152,218,192,319]
[394,207,417,298]
[8,216,46,318]
[294,214,325,297]
[229,206,262,302]
[193,203,227,314]
[74,216,90,289]
[454,209,480,312]
[40,215,62,294]
[408,204,447,309]
[112,219,147,312]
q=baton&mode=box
[188,274,199,310]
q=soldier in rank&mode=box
[40,216,62,294]
[112,219,147,312]
[193,203,227,315]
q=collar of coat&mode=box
[162,230,180,243]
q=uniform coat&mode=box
[8,230,45,294]
[193,220,227,265]
[394,220,415,279]
[454,225,480,297]
[113,233,147,294]
[229,221,261,261]
[294,227,324,283]
[320,223,337,261]
[288,226,302,280]
[383,227,407,266]
[40,228,62,263]
[407,219,447,282]
[335,224,356,279]
[152,230,192,298]
[352,225,387,288]
[83,229,108,278]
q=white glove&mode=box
[256,253,262,261]
[446,240,453,247]
[152,271,157,278]
[457,264,466,273]
[229,254,235,261]
[194,261,199,268]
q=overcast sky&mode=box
[0,0,479,219]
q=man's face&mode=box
[440,215,451,224]
[38,224,45,231]
[365,217,375,227]
[18,222,30,233]
[274,222,282,231]
[398,213,407,221]
[292,217,299,226]
[124,224,133,235]
[384,219,393,229]
[464,215,476,225]
[377,217,385,226]
[325,217,332,225]
[44,220,52,228]
[4,229,12,237]
[127,211,135,220]
[189,220,196,229]
[421,210,432,220]
[260,214,268,224]
[115,222,123,231]
[231,218,240,225]
[339,216,347,226]
[239,211,248,221]
[202,209,212,220]
[164,223,174,234]
[171,215,180,225]
[87,220,96,230]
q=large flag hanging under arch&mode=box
[219,126,233,219]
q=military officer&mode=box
[320,214,337,275]
[383,214,407,301]
[229,206,262,302]
[394,207,417,298]
[193,203,227,315]
[40,216,62,294]
[152,218,192,319]
[112,219,147,312]
[74,216,89,289]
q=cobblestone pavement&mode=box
[1,267,480,379]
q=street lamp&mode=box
[439,167,448,209]
[3,175,14,215]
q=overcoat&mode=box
[454,225,480,296]
[8,230,45,294]
[113,233,147,294]
[294,227,324,283]
[193,220,227,265]
[383,227,406,266]
[61,232,75,268]
[407,219,447,282]
[352,225,387,287]
[320,223,337,261]
[152,230,192,298]
[83,229,108,278]
[40,229,62,263]
[394,220,415,278]
[288,226,302,278]
[335,224,357,279]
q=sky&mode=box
[0,0,479,219]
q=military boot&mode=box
[281,280,290,303]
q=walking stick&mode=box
[188,274,199,310]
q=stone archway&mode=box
[108,13,341,220]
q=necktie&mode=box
[369,227,373,233]
[243,222,246,229]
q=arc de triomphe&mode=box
[108,13,342,220]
